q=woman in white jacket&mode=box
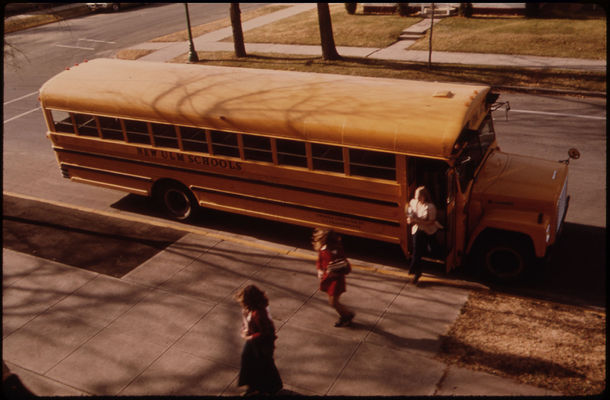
[406,186,441,284]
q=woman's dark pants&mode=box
[409,230,430,275]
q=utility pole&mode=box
[184,3,199,63]
[428,3,435,69]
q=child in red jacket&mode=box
[312,228,355,327]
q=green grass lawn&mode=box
[171,51,605,93]
[235,4,422,48]
[235,4,606,60]
[409,17,607,60]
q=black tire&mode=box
[156,182,197,221]
[112,3,120,12]
[476,235,532,283]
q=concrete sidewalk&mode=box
[2,233,561,396]
[129,3,606,72]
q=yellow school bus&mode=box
[39,58,575,281]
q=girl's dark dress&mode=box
[238,308,283,394]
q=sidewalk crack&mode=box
[433,364,451,396]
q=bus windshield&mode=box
[455,115,496,190]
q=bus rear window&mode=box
[51,110,74,134]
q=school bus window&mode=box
[463,129,485,169]
[312,143,343,173]
[243,134,273,162]
[180,126,208,153]
[51,109,74,134]
[73,113,99,137]
[349,148,396,181]
[151,122,179,149]
[457,151,475,192]
[447,170,456,204]
[98,116,125,141]
[211,130,240,157]
[276,139,307,168]
[123,119,150,144]
[479,116,495,150]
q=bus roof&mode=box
[40,58,491,159]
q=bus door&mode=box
[409,158,448,264]
[445,166,468,272]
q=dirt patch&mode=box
[3,195,185,278]
[437,290,606,396]
[115,49,154,60]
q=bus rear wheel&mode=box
[156,182,197,221]
[476,234,532,283]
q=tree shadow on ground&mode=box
[438,334,587,394]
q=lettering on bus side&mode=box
[315,213,364,230]
[136,147,242,171]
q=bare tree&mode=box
[230,3,246,57]
[317,3,340,60]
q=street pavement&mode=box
[2,3,591,396]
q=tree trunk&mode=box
[230,3,246,57]
[317,3,340,60]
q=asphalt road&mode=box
[3,4,606,308]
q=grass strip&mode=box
[437,290,606,396]
[169,51,605,93]
[409,16,607,60]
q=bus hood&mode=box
[473,150,568,208]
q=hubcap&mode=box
[165,189,190,219]
[486,247,523,279]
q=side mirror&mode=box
[560,148,580,164]
[568,148,581,160]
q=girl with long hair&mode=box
[235,285,282,396]
[312,228,355,327]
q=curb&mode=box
[493,84,606,98]
[3,191,489,292]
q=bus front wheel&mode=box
[475,234,532,283]
[156,182,197,221]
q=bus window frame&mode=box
[46,108,401,185]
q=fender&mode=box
[467,208,551,258]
